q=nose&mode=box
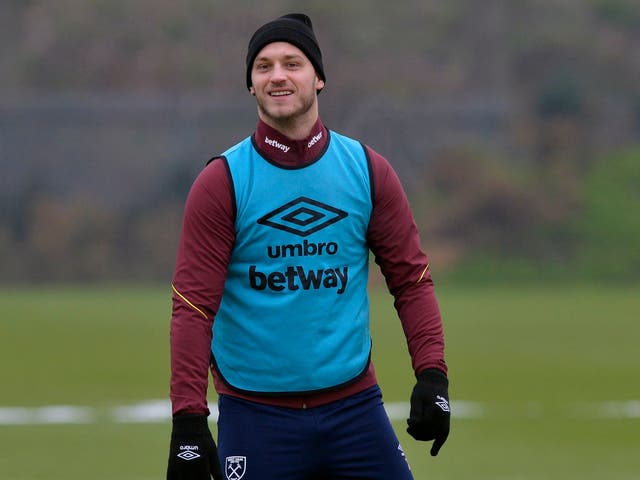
[269,63,287,84]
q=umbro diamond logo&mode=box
[177,445,200,461]
[177,448,200,461]
[435,395,450,412]
[257,197,348,237]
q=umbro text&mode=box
[267,239,338,258]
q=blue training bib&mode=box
[212,130,373,394]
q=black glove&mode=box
[406,368,451,456]
[167,414,223,480]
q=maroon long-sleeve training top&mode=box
[169,118,446,415]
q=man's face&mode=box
[250,42,324,129]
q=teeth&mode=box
[270,91,292,96]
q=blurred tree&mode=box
[573,148,640,280]
[418,146,544,258]
[24,195,120,282]
[2,0,640,283]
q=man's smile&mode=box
[269,90,293,97]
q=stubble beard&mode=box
[256,91,317,132]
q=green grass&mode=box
[1,285,172,405]
[1,283,638,479]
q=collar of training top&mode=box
[252,118,329,168]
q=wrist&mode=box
[171,413,210,435]
[416,368,448,386]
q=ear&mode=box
[249,86,256,96]
[315,77,325,91]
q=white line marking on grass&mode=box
[384,401,410,420]
[109,400,220,423]
[572,400,640,419]
[111,400,171,423]
[450,400,486,419]
[599,401,640,418]
[1,400,638,425]
[384,400,484,420]
[0,406,94,425]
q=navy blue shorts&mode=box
[216,385,413,480]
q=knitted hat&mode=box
[246,13,325,91]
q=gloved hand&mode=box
[406,368,451,456]
[167,414,223,480]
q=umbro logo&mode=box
[435,395,450,412]
[177,445,200,461]
[257,197,348,237]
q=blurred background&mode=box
[1,1,639,479]
[2,0,639,285]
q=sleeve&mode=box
[169,158,236,415]
[365,146,447,376]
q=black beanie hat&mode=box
[246,13,325,91]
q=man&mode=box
[167,13,450,480]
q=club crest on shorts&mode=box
[225,456,247,480]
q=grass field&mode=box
[1,283,638,479]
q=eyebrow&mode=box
[254,53,305,63]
